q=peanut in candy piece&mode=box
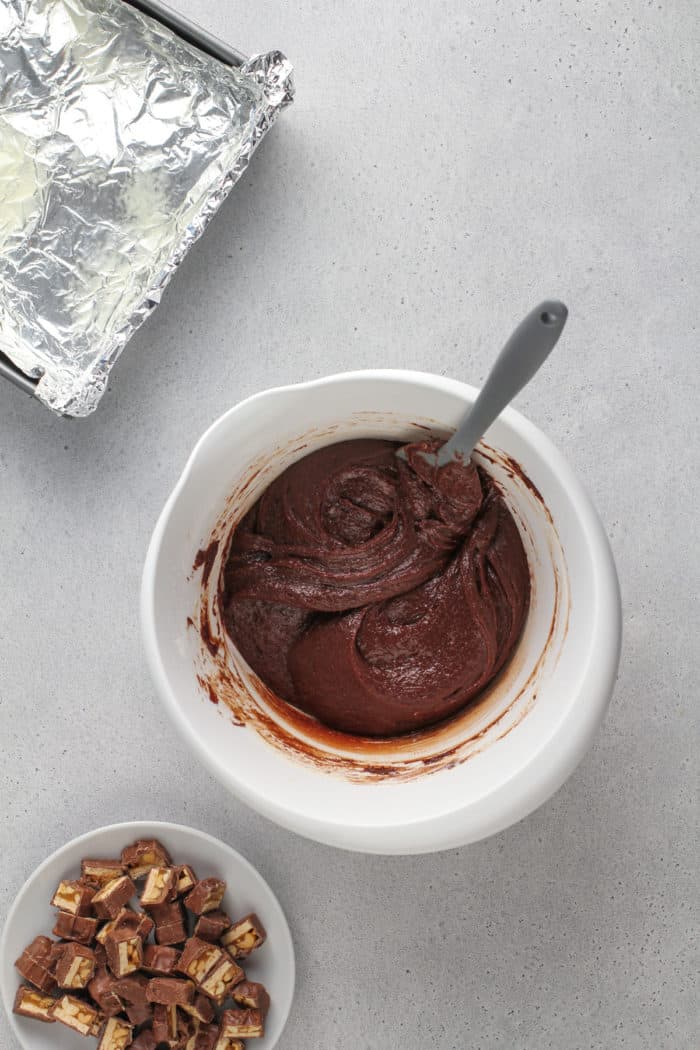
[50,879,95,917]
[13,985,56,1023]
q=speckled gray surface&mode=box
[1,1,698,1047]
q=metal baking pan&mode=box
[0,0,253,405]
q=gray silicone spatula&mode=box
[412,299,568,468]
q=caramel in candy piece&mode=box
[88,968,124,1017]
[174,864,197,896]
[220,913,266,959]
[185,878,226,916]
[181,992,215,1024]
[140,866,177,907]
[232,980,270,1014]
[53,911,98,945]
[220,1007,265,1039]
[194,910,231,942]
[14,935,57,993]
[121,839,172,880]
[143,943,180,975]
[97,1016,134,1050]
[152,1002,178,1043]
[214,1039,245,1050]
[50,993,101,1036]
[13,985,56,1023]
[177,937,224,983]
[55,942,96,989]
[81,859,125,886]
[51,879,95,916]
[199,955,244,1004]
[92,875,137,919]
[113,971,149,1004]
[150,900,187,945]
[130,1030,158,1050]
[105,927,143,977]
[146,976,194,1006]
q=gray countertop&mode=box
[1,1,697,1047]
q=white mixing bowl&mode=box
[141,370,621,854]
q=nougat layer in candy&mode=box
[220,1007,265,1039]
[92,875,137,920]
[81,859,125,886]
[220,913,266,959]
[185,878,226,916]
[51,879,95,916]
[13,985,56,1023]
[53,910,98,945]
[50,994,101,1036]
[97,1016,133,1050]
[105,928,143,977]
[55,942,96,989]
[174,865,197,896]
[140,866,177,907]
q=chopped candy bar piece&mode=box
[50,993,101,1036]
[181,992,215,1024]
[185,878,226,916]
[116,907,155,940]
[143,943,180,975]
[146,976,195,1006]
[92,876,137,920]
[52,911,98,945]
[122,839,172,880]
[12,985,56,1023]
[54,942,96,989]
[14,935,57,993]
[88,968,124,1017]
[214,1039,245,1050]
[232,980,270,1014]
[177,938,223,984]
[105,928,143,977]
[193,1025,221,1050]
[152,1002,178,1043]
[50,879,95,917]
[199,956,244,1004]
[220,1007,265,1039]
[97,1016,134,1050]
[140,866,177,907]
[125,1000,153,1026]
[220,913,266,959]
[113,971,149,1004]
[130,1031,158,1050]
[174,865,197,896]
[94,942,108,968]
[149,900,187,946]
[81,859,125,887]
[194,911,231,942]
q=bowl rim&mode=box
[0,820,295,1048]
[140,370,622,852]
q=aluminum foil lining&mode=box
[0,0,293,416]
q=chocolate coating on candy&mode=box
[88,968,124,1017]
[13,985,56,1023]
[220,1007,265,1039]
[52,910,98,945]
[104,928,143,977]
[50,994,101,1036]
[185,878,226,915]
[81,859,125,886]
[51,879,95,916]
[122,839,172,880]
[130,1031,158,1050]
[146,976,194,1006]
[223,438,530,736]
[149,900,187,945]
[14,936,57,993]
[54,942,96,989]
[92,875,137,919]
[143,943,180,975]
[97,1016,133,1050]
[232,980,270,1014]
[221,913,266,959]
[194,910,231,942]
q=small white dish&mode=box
[0,821,294,1050]
[141,370,622,854]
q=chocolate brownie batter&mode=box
[222,439,530,737]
